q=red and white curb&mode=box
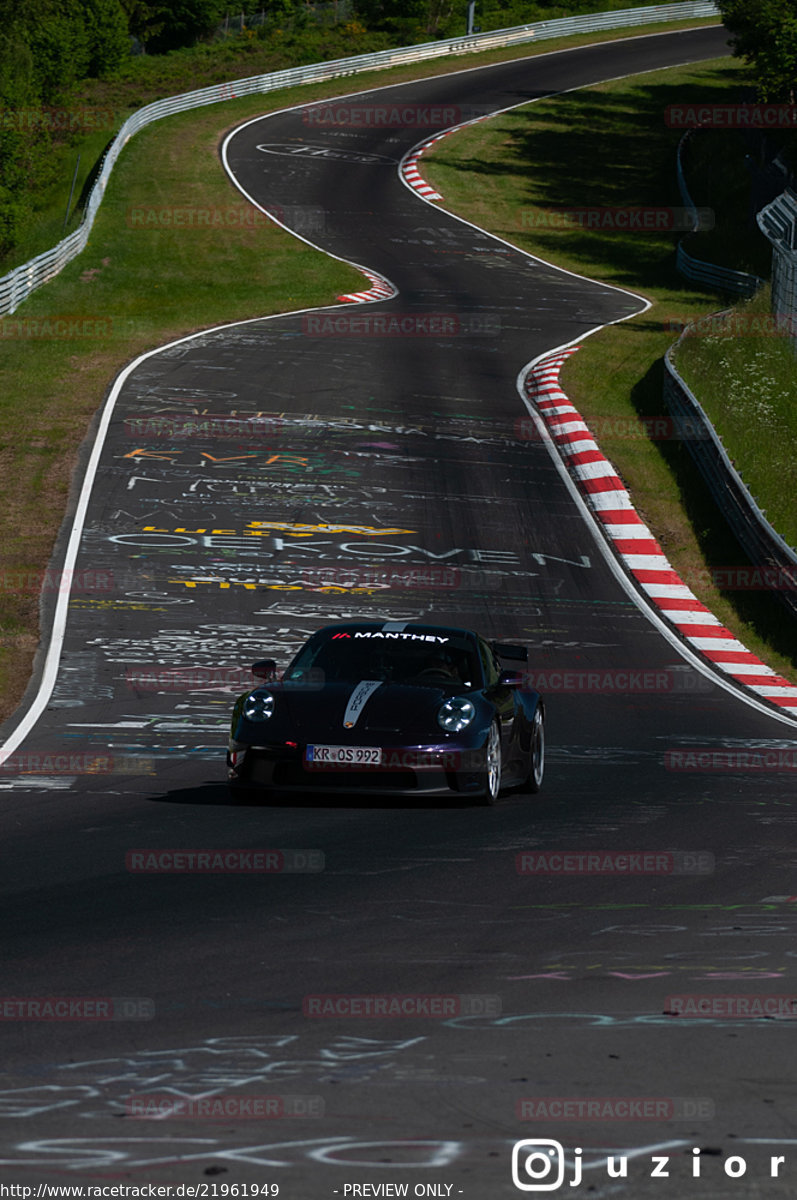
[400,116,492,202]
[526,347,797,714]
[337,267,397,304]
[402,137,446,201]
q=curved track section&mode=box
[524,348,797,712]
[4,26,797,1197]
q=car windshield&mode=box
[285,632,480,688]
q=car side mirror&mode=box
[499,669,525,687]
[252,659,278,682]
[491,641,528,663]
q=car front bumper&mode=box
[227,741,489,798]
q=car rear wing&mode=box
[491,641,528,662]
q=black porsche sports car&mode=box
[227,622,544,804]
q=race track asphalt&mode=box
[3,23,797,1197]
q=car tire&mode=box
[525,706,545,794]
[477,720,502,806]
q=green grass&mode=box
[674,285,797,550]
[422,57,797,681]
[2,127,117,272]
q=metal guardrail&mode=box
[758,188,797,252]
[668,137,795,612]
[757,188,797,351]
[674,128,763,297]
[0,1,720,316]
[675,240,762,294]
[663,340,797,618]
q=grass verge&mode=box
[421,57,797,683]
[673,286,797,551]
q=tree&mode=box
[716,0,797,101]
[84,0,130,74]
[426,0,454,35]
[351,0,426,36]
[120,0,227,53]
[19,0,91,101]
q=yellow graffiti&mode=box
[245,521,415,537]
[144,522,416,539]
[169,579,386,594]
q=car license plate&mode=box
[306,744,382,766]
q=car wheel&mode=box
[478,720,502,806]
[527,707,545,794]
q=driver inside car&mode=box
[417,654,463,682]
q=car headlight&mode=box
[243,691,275,721]
[437,697,475,733]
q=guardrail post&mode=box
[757,188,797,353]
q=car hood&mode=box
[245,679,475,740]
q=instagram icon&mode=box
[512,1139,567,1190]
